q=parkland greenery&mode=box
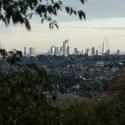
[0,51,125,124]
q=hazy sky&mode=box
[0,0,125,53]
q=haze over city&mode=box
[0,0,125,53]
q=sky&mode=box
[0,0,125,54]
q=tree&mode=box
[7,49,22,65]
[95,73,125,125]
[0,0,86,30]
[0,63,57,125]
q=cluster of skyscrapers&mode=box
[47,40,121,57]
[91,47,120,56]
[22,40,121,57]
[24,47,36,56]
[48,40,70,56]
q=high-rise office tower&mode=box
[54,47,60,56]
[85,49,89,56]
[50,46,56,55]
[29,47,36,56]
[74,48,78,55]
[24,46,27,56]
[116,50,120,55]
[91,47,95,56]
[62,40,69,56]
[59,46,63,55]
[105,49,110,56]
[81,50,84,55]
[96,50,99,55]
[67,46,70,56]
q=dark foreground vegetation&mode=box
[0,61,125,125]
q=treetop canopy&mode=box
[0,0,87,30]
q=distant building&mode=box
[47,39,70,56]
[105,49,110,56]
[116,50,120,55]
[29,47,36,56]
[96,50,99,55]
[60,46,63,55]
[62,40,69,56]
[48,45,55,55]
[50,46,54,55]
[74,48,78,55]
[85,49,89,56]
[91,47,95,56]
[81,50,84,55]
[24,46,27,56]
[54,47,60,56]
[67,46,70,55]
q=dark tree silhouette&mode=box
[0,0,86,30]
[7,50,22,65]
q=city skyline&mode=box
[0,38,125,55]
[46,39,121,56]
[0,0,125,52]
